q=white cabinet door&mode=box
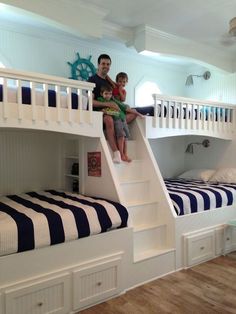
[73,257,122,310]
[185,230,215,267]
[5,273,70,314]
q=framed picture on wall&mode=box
[88,152,101,177]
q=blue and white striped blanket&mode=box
[165,179,236,216]
[0,190,128,257]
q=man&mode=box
[88,54,135,163]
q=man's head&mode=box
[97,54,111,78]
[100,84,113,101]
[116,72,128,88]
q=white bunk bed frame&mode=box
[1,69,236,313]
[0,68,103,137]
[142,93,236,270]
[0,69,132,314]
[143,93,236,139]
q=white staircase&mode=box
[113,123,175,263]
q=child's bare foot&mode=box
[138,113,145,118]
[122,155,132,162]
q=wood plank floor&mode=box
[80,252,236,314]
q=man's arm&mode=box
[92,94,120,111]
[106,75,117,89]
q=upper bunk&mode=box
[0,68,103,137]
[141,94,236,140]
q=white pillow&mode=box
[178,169,216,182]
[208,168,236,183]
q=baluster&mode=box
[43,83,49,122]
[3,77,8,119]
[56,85,61,122]
[31,81,36,121]
[67,87,72,123]
[88,89,93,124]
[17,79,22,120]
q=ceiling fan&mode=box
[220,17,236,46]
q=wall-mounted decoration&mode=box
[88,152,101,177]
[67,53,96,81]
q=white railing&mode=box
[0,68,95,125]
[150,94,236,139]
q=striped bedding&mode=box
[165,179,236,216]
[0,190,128,257]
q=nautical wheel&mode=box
[67,53,96,81]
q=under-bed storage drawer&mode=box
[5,273,70,314]
[184,230,215,267]
[73,256,122,310]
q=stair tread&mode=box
[126,200,158,207]
[133,223,166,233]
[114,159,143,165]
[134,248,175,263]
[120,178,150,184]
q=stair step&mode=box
[114,159,146,181]
[126,140,138,159]
[133,225,167,259]
[133,223,164,233]
[126,200,158,207]
[120,180,151,203]
[120,178,149,184]
[134,248,175,263]
[127,202,159,228]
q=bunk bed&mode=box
[0,68,132,314]
[140,93,236,270]
[1,67,236,311]
[142,94,236,139]
[0,68,104,137]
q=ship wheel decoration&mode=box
[67,53,96,81]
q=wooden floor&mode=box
[80,252,236,314]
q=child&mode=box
[98,84,135,163]
[107,72,127,102]
[113,72,128,102]
[107,72,144,118]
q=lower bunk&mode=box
[162,169,236,270]
[0,190,128,257]
[0,227,133,314]
[175,205,236,269]
[0,190,132,314]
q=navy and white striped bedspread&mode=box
[0,190,128,257]
[165,179,236,216]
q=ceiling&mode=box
[83,0,236,47]
[1,0,236,71]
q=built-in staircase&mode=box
[112,121,176,264]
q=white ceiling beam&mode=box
[128,25,235,73]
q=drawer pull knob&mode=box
[227,237,230,241]
[97,281,102,286]
[37,302,43,307]
[200,246,205,250]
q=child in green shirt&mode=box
[98,85,142,162]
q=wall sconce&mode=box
[185,71,211,86]
[185,139,210,154]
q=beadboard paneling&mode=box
[0,130,63,195]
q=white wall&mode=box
[184,136,236,170]
[149,137,186,178]
[150,134,236,179]
[184,66,236,104]
[0,25,187,107]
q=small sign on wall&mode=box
[88,152,101,177]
